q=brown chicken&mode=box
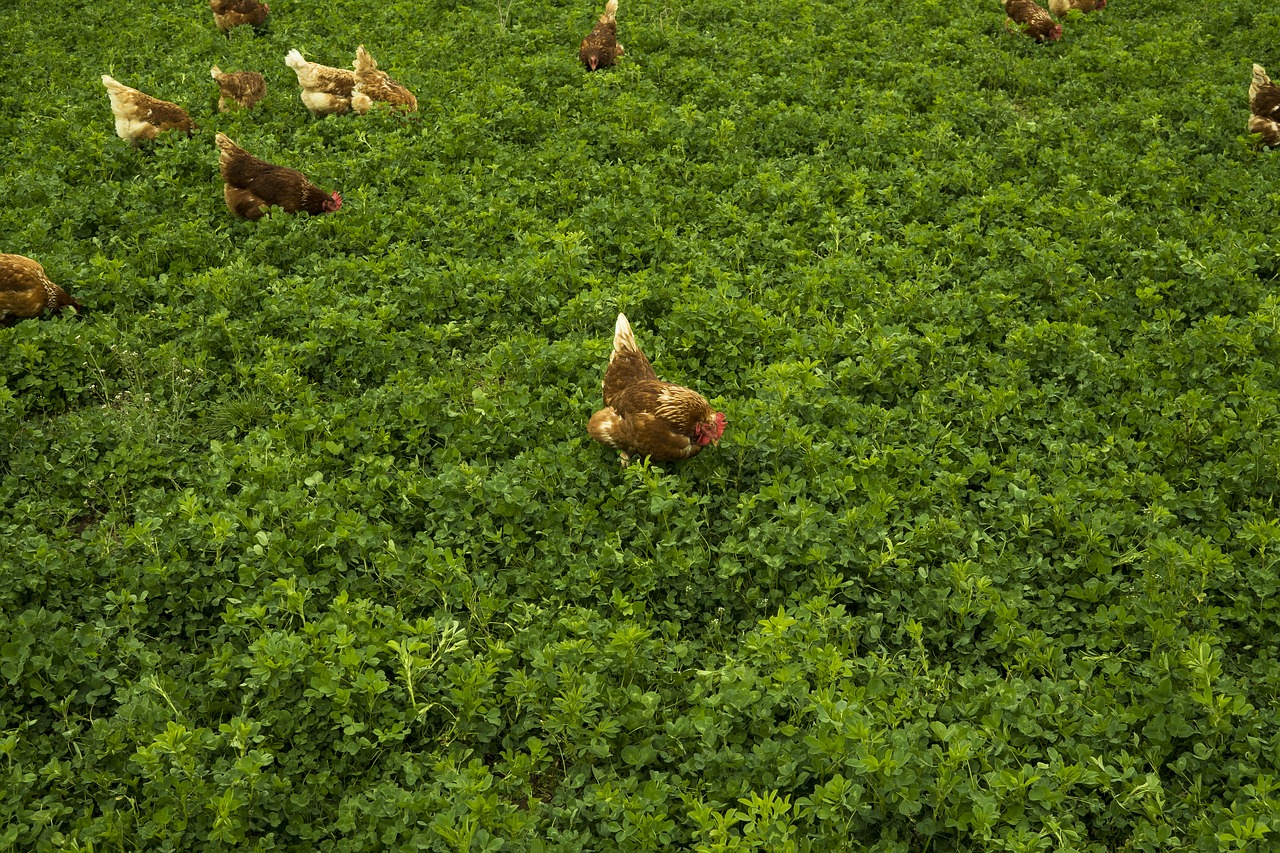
[587,313,726,467]
[1,255,84,326]
[102,75,196,145]
[351,45,418,114]
[1250,64,1280,147]
[216,133,343,220]
[1047,0,1104,15]
[579,0,625,71]
[1003,0,1062,42]
[285,49,356,117]
[211,66,266,112]
[210,0,269,33]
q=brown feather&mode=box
[588,313,724,465]
[351,45,417,114]
[1251,64,1280,122]
[210,0,268,33]
[211,66,266,112]
[216,133,340,220]
[1249,115,1280,148]
[579,0,624,71]
[1003,0,1061,41]
[0,255,84,324]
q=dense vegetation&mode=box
[3,0,1279,848]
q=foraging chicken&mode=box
[579,0,625,71]
[1003,0,1061,42]
[216,133,342,220]
[1,255,84,326]
[587,313,726,467]
[351,45,417,114]
[1047,0,1104,15]
[285,49,356,117]
[1250,64,1280,147]
[210,0,269,34]
[102,75,196,145]
[211,66,266,112]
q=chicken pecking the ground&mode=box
[285,49,357,117]
[351,45,417,114]
[1003,0,1062,42]
[1250,64,1280,147]
[210,0,268,34]
[579,0,625,71]
[587,313,726,467]
[216,133,342,220]
[1,255,85,326]
[1047,0,1104,16]
[211,66,267,112]
[102,75,196,145]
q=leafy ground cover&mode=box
[2,0,1279,849]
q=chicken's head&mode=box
[583,49,602,71]
[695,412,727,447]
[1047,23,1062,41]
[324,191,343,213]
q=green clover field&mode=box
[2,0,1279,848]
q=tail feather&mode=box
[1252,64,1272,105]
[285,49,306,70]
[101,75,135,115]
[612,312,638,359]
[215,132,243,168]
[355,45,374,74]
[602,0,618,23]
[101,74,129,96]
[211,65,223,80]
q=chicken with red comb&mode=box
[579,0,625,71]
[588,313,726,467]
[216,133,342,220]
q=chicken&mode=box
[1047,0,1104,15]
[216,133,342,220]
[285,49,356,117]
[1250,64,1280,147]
[101,75,196,145]
[587,313,726,467]
[1003,0,1062,42]
[1,255,84,326]
[579,0,625,71]
[210,0,269,34]
[351,45,417,114]
[211,66,266,112]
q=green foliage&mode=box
[3,0,1280,848]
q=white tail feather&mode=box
[613,313,638,357]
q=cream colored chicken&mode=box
[285,49,356,117]
[102,75,196,145]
